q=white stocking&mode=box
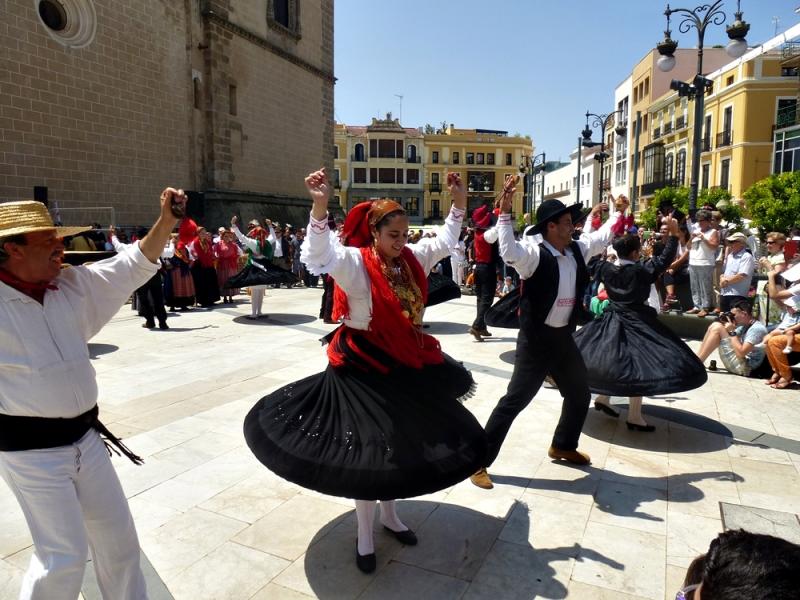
[251,288,265,316]
[355,500,376,556]
[379,500,408,532]
[627,396,647,425]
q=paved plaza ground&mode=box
[1,286,799,600]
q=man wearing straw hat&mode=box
[0,188,186,599]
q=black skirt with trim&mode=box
[425,272,462,307]
[574,303,707,396]
[243,329,487,500]
[226,257,299,288]
[485,287,521,329]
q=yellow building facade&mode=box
[633,43,799,210]
[335,121,533,222]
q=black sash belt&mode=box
[0,405,144,465]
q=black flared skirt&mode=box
[191,264,220,306]
[227,257,299,288]
[425,272,461,307]
[243,329,487,500]
[485,287,521,329]
[573,303,707,397]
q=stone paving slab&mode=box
[0,287,798,600]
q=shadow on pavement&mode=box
[232,314,317,326]
[87,343,118,359]
[302,500,622,599]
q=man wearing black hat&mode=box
[471,182,626,489]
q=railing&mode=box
[640,178,676,196]
[776,103,799,129]
[350,154,367,162]
[406,157,421,163]
[653,127,661,139]
[429,182,442,193]
[701,137,711,152]
[663,122,673,135]
[675,115,686,130]
[716,130,733,148]
[782,42,800,60]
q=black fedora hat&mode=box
[528,199,588,235]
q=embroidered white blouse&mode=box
[0,242,158,418]
[301,206,465,330]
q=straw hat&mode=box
[0,201,90,239]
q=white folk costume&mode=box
[0,202,158,599]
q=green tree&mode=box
[697,187,744,230]
[743,171,800,236]
[639,186,689,229]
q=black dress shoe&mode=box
[355,542,376,574]
[594,402,620,418]
[626,421,656,432]
[383,526,417,546]
[142,321,155,329]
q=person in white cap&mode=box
[719,231,755,313]
[0,189,186,599]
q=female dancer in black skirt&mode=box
[243,169,486,573]
[573,215,707,431]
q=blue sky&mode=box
[334,0,800,160]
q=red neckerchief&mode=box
[0,267,58,304]
[329,246,443,370]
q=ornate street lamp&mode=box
[655,1,750,213]
[519,152,546,214]
[581,111,627,206]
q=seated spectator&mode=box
[678,529,800,600]
[718,232,755,313]
[763,268,800,389]
[695,300,770,377]
[500,275,514,296]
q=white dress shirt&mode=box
[496,211,621,327]
[0,242,158,418]
[302,206,465,330]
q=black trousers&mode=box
[472,263,496,330]
[484,325,591,466]
[320,274,335,319]
[136,272,167,326]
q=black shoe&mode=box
[158,322,169,330]
[383,526,417,546]
[142,321,155,329]
[355,541,376,574]
[594,402,620,418]
[708,360,717,371]
[626,421,656,432]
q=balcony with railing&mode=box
[663,122,673,135]
[653,127,661,140]
[716,130,733,148]
[701,137,711,152]
[429,182,442,193]
[675,115,686,130]
[406,156,421,164]
[640,177,676,196]
[351,154,367,162]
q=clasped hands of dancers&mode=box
[242,169,707,571]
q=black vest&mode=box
[519,240,590,333]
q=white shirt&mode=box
[231,225,263,257]
[269,226,283,258]
[0,242,158,418]
[496,211,621,328]
[302,206,465,330]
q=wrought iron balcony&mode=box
[716,130,733,148]
[675,115,686,130]
[701,137,711,152]
[653,127,661,140]
[406,157,421,163]
[663,122,673,135]
[776,104,799,130]
[429,182,442,193]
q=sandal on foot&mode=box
[770,379,793,390]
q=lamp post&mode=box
[519,152,546,215]
[655,0,749,214]
[581,111,627,207]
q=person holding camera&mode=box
[695,300,769,377]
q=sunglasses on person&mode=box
[676,583,700,600]
[766,240,777,244]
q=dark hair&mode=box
[699,530,800,599]
[0,233,28,263]
[612,234,641,259]
[374,210,406,232]
[731,299,752,315]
